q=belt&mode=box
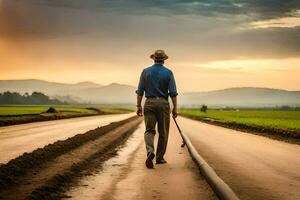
[147,96,168,100]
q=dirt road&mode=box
[65,123,217,200]
[2,114,298,200]
[0,113,134,164]
[178,116,300,200]
[0,116,142,199]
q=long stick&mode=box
[172,117,186,147]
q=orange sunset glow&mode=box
[1,1,299,92]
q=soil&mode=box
[0,112,99,127]
[0,116,142,199]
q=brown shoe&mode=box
[145,152,155,169]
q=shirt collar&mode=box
[153,63,163,67]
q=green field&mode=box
[0,105,134,116]
[95,104,135,114]
[179,109,300,131]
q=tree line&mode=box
[0,91,66,105]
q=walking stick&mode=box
[172,116,186,148]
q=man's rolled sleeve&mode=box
[136,70,145,96]
[168,72,178,97]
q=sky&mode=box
[0,0,300,92]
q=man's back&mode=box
[136,64,177,98]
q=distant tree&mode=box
[224,106,235,110]
[29,92,50,104]
[280,105,291,111]
[46,107,57,113]
[0,91,23,104]
[200,105,208,112]
[0,91,66,105]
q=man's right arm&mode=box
[136,95,143,116]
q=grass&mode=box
[95,104,135,114]
[0,106,97,116]
[179,109,300,132]
[0,105,134,116]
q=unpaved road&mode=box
[2,114,299,200]
[0,116,142,199]
[0,113,134,164]
[179,116,300,200]
[66,123,217,200]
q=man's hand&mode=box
[172,108,178,118]
[136,106,143,117]
[170,96,178,118]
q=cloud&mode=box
[18,0,300,20]
[249,10,300,28]
[0,0,299,62]
[194,58,300,71]
[0,1,74,39]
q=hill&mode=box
[180,87,300,108]
[0,80,135,104]
[74,83,136,104]
[1,79,299,107]
[0,79,102,95]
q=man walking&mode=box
[136,49,178,169]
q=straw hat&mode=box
[150,49,168,61]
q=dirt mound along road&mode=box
[0,116,142,200]
[0,113,134,164]
[0,112,97,127]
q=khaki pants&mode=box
[143,98,170,161]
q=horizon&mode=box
[1,1,300,91]
[1,78,300,93]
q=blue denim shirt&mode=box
[136,64,178,98]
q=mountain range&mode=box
[181,87,300,108]
[0,79,299,107]
[0,79,102,95]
